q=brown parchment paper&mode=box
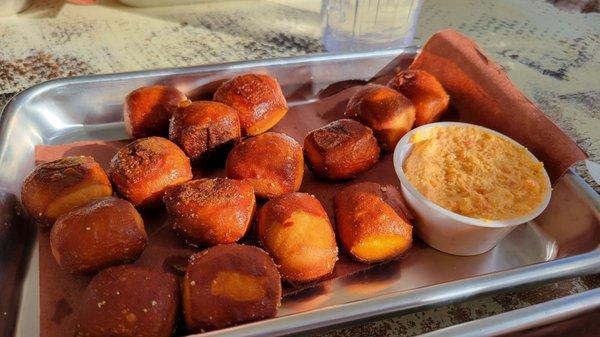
[36,30,587,337]
[407,29,588,182]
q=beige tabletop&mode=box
[1,0,599,336]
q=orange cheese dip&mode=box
[403,126,549,220]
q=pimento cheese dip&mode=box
[403,126,549,220]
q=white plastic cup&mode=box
[0,0,32,16]
[118,0,205,6]
[393,122,552,256]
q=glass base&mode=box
[323,30,416,52]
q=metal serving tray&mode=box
[1,48,599,337]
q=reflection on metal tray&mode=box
[0,47,599,337]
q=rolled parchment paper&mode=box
[407,29,587,182]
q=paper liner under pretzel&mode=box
[35,29,587,337]
[36,88,412,337]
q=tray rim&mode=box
[1,47,414,115]
[1,48,599,337]
[417,288,600,337]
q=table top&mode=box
[0,0,598,336]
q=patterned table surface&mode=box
[1,0,599,336]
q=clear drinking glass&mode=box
[322,0,423,52]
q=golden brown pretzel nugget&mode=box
[163,178,256,246]
[108,137,193,208]
[169,101,241,162]
[226,132,303,199]
[304,119,380,180]
[257,192,338,282]
[21,156,113,226]
[334,182,412,263]
[346,84,416,152]
[50,196,147,275]
[183,244,281,332]
[388,69,449,127]
[75,265,179,337]
[124,85,189,138]
[213,73,288,136]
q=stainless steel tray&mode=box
[1,48,599,337]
